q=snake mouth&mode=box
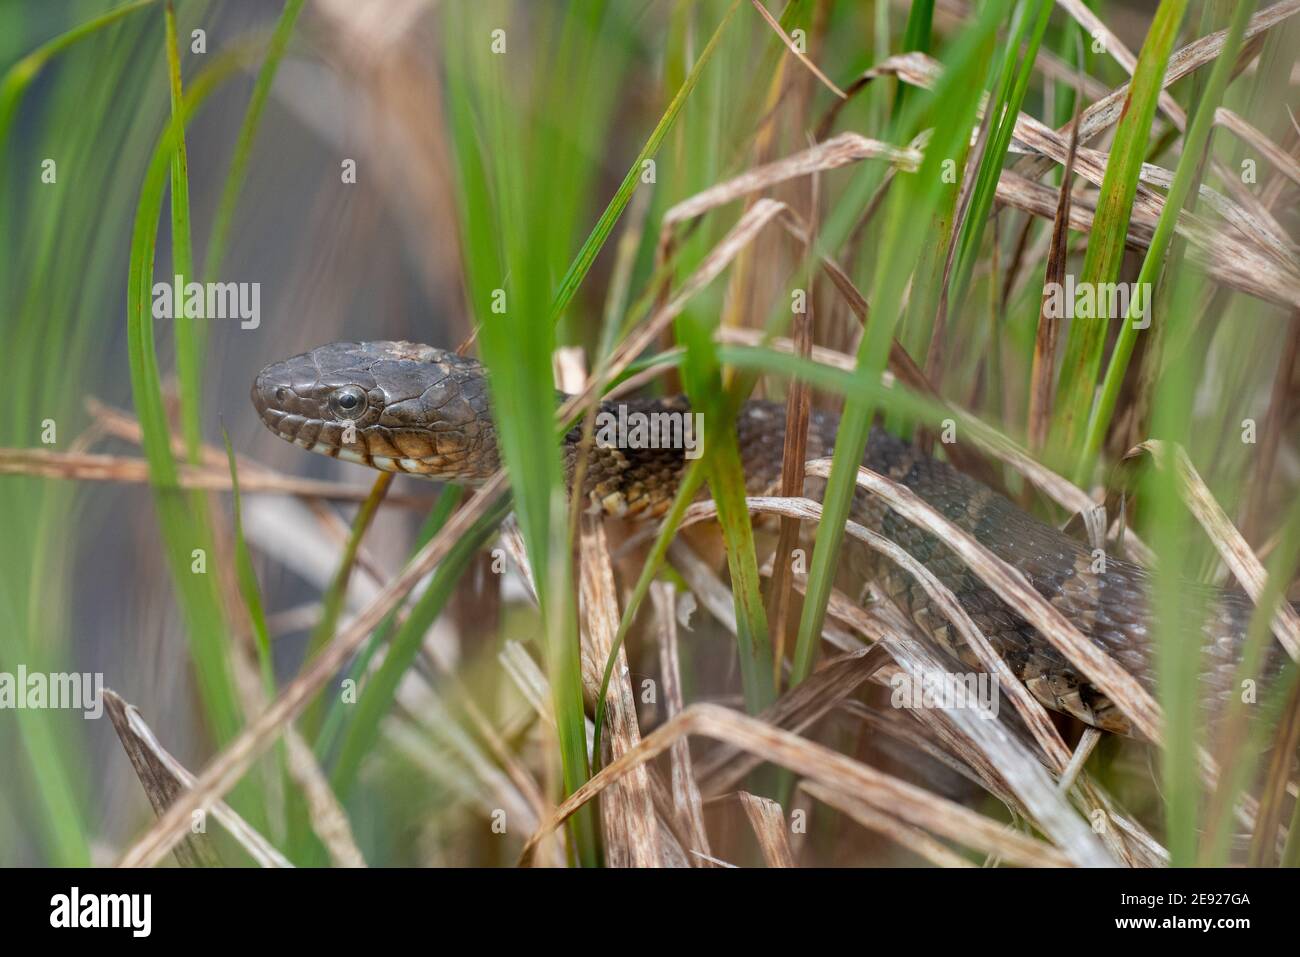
[250,349,380,467]
[251,357,336,454]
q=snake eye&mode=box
[328,385,367,420]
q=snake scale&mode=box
[253,340,1289,737]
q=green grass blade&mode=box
[949,0,1053,306]
[314,487,464,761]
[678,333,775,712]
[441,0,599,866]
[547,0,743,328]
[201,0,306,281]
[791,0,1008,685]
[591,460,706,769]
[125,53,250,750]
[0,0,159,150]
[1050,0,1189,474]
[330,498,511,800]
[895,0,934,113]
[1201,494,1300,863]
[221,428,273,696]
[1080,0,1255,479]
[163,0,201,462]
[306,475,393,665]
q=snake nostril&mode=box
[274,386,289,402]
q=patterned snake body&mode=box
[253,340,1286,737]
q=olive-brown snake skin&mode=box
[252,340,1290,736]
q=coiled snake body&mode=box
[253,340,1287,737]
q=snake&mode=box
[252,339,1290,737]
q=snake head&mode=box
[251,339,500,482]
